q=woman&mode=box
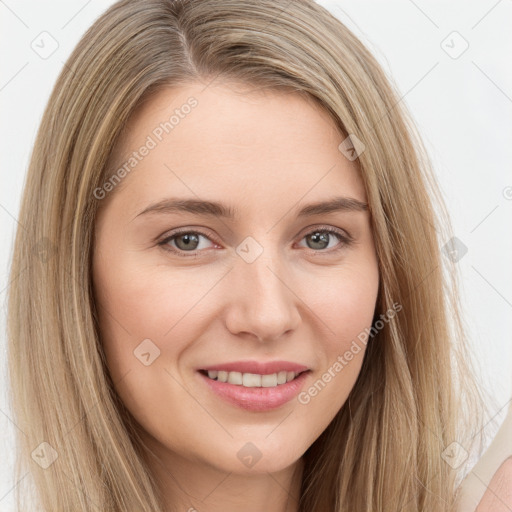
[6,0,500,510]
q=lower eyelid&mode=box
[298,232,352,253]
[158,231,216,254]
[158,227,352,256]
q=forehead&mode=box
[102,81,367,217]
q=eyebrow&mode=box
[132,196,368,221]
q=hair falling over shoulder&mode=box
[7,0,493,510]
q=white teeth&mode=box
[228,371,243,385]
[277,371,287,384]
[261,374,278,387]
[243,373,262,387]
[205,370,302,387]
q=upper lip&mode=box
[199,360,309,375]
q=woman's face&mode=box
[92,81,379,476]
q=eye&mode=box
[296,226,353,253]
[157,225,353,258]
[158,229,216,257]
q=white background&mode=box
[1,1,511,509]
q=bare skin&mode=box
[92,81,380,512]
[476,458,512,511]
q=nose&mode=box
[224,248,302,343]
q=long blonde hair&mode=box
[7,0,491,510]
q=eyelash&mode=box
[156,225,353,258]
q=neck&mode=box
[140,436,304,512]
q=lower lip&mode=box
[198,371,310,411]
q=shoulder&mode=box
[475,456,512,512]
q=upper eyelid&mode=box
[158,224,352,250]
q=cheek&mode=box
[295,261,379,411]
[93,253,210,349]
[92,250,234,421]
[92,250,180,379]
[306,259,379,348]
[92,255,204,433]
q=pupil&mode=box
[309,232,329,249]
[177,233,199,250]
[174,232,330,251]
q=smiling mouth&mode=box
[198,369,309,388]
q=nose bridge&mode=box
[225,235,301,341]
